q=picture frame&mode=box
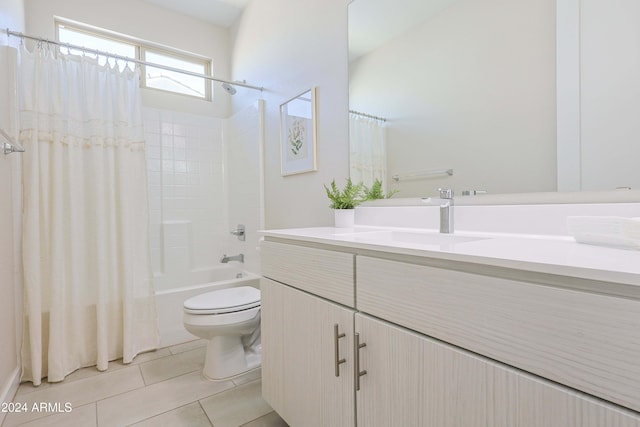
[280,87,317,176]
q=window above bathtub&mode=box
[55,20,212,101]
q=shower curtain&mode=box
[18,44,159,385]
[349,113,387,188]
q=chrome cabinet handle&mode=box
[355,332,367,391]
[334,324,346,377]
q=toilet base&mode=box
[202,335,261,381]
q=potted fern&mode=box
[362,179,398,201]
[324,178,363,227]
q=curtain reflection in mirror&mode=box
[349,111,387,191]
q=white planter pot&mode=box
[334,209,355,228]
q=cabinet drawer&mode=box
[261,240,355,307]
[357,256,640,412]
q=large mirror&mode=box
[348,0,640,198]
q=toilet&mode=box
[183,286,261,381]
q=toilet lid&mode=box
[184,286,261,314]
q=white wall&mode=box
[231,0,350,229]
[579,0,640,191]
[557,0,640,192]
[0,0,25,45]
[226,101,265,274]
[350,0,557,197]
[0,0,25,414]
[24,0,233,118]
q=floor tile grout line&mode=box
[138,350,202,387]
[93,364,147,425]
[166,340,206,356]
[8,343,275,427]
[94,368,232,426]
[122,401,210,427]
[8,374,276,427]
[240,412,274,427]
[8,364,147,421]
[140,366,203,387]
[197,398,215,426]
[136,345,207,386]
[15,356,150,398]
[14,342,206,398]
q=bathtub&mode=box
[154,266,261,348]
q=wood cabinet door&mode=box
[356,313,640,427]
[261,278,355,427]
[357,255,640,412]
[355,313,423,427]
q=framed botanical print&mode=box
[280,87,317,176]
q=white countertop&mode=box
[260,226,640,288]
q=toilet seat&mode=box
[184,286,261,315]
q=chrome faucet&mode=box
[230,224,246,241]
[421,188,454,234]
[438,188,454,234]
[221,253,244,263]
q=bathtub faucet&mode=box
[221,253,244,263]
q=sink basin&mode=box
[342,230,488,247]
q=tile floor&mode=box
[3,340,288,427]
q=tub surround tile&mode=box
[96,371,234,427]
[129,402,212,427]
[199,380,273,427]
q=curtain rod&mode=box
[3,28,264,92]
[349,110,387,122]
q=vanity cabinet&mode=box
[356,256,640,413]
[261,278,355,427]
[260,241,356,427]
[356,312,640,427]
[261,238,640,426]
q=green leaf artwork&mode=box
[288,118,305,155]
